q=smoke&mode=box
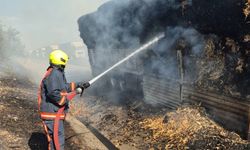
[0,24,27,77]
[0,24,24,59]
[0,0,109,50]
[0,0,107,84]
[0,23,91,85]
[79,0,192,71]
[78,0,207,104]
[0,22,42,81]
[77,0,250,139]
[151,26,205,80]
[80,0,192,49]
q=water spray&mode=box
[88,33,165,86]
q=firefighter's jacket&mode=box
[39,66,76,120]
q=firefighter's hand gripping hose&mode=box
[77,82,90,96]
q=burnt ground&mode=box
[71,96,250,150]
[0,71,249,150]
[0,76,87,150]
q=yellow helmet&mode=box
[49,50,69,66]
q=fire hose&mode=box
[81,33,165,92]
[53,34,165,150]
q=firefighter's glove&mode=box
[76,82,90,96]
[78,82,90,89]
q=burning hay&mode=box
[140,106,250,149]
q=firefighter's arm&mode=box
[66,82,77,93]
[65,82,81,101]
[66,82,90,92]
[66,81,90,97]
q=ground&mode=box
[0,70,250,150]
[71,96,250,149]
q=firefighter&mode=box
[38,50,90,150]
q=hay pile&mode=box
[140,106,249,149]
[244,0,250,18]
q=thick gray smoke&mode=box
[150,26,204,80]
[81,0,190,50]
[79,0,193,74]
[78,0,207,103]
[78,0,249,139]
[78,0,206,104]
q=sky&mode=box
[0,0,109,51]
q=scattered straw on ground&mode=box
[69,99,92,118]
[140,106,249,149]
[0,129,23,148]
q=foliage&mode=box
[0,23,24,60]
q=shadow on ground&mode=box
[28,132,47,150]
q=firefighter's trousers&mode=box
[44,120,65,150]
